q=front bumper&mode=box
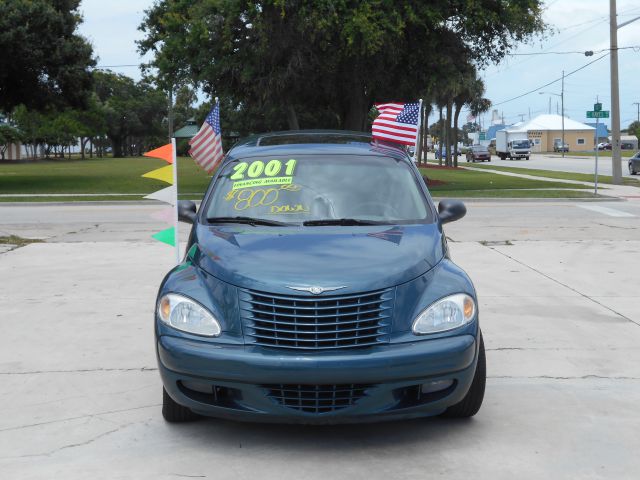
[157,333,479,424]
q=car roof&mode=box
[225,130,410,163]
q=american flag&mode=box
[188,101,224,173]
[372,102,420,146]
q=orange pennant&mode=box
[143,143,174,164]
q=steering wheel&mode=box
[349,201,401,218]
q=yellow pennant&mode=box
[142,165,174,185]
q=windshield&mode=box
[472,146,488,152]
[512,140,530,149]
[204,154,432,225]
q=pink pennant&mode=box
[151,207,174,224]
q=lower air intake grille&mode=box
[264,384,370,413]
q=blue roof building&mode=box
[486,124,508,140]
[585,122,608,141]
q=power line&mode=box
[509,45,640,56]
[483,17,607,79]
[492,52,609,107]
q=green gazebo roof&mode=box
[173,118,199,139]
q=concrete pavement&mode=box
[0,202,639,479]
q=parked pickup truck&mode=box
[553,140,569,153]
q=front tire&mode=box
[442,333,486,418]
[162,387,200,422]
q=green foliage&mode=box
[628,121,640,141]
[93,71,168,157]
[139,1,545,133]
[173,85,197,129]
[9,72,169,160]
[0,0,95,111]
[0,124,23,159]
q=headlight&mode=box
[157,293,221,337]
[412,293,476,335]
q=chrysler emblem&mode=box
[286,285,347,295]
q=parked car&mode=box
[157,131,485,424]
[553,140,569,153]
[435,145,462,159]
[466,145,491,162]
[629,151,640,175]
[597,142,612,151]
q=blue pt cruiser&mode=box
[156,131,485,423]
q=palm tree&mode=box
[467,78,492,127]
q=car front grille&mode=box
[239,287,394,350]
[263,384,371,413]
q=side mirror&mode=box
[438,199,466,224]
[178,200,197,224]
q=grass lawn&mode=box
[562,150,635,158]
[462,163,639,187]
[0,156,601,201]
[430,189,598,198]
[418,167,597,198]
[0,156,212,201]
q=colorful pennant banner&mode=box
[150,206,174,224]
[143,143,174,164]
[144,185,176,205]
[142,165,174,184]
[151,227,176,247]
[142,139,180,263]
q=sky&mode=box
[78,0,640,130]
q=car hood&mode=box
[190,223,445,294]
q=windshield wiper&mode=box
[206,216,294,227]
[303,218,390,226]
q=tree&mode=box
[70,97,107,159]
[628,121,640,142]
[452,76,491,167]
[0,0,95,112]
[0,124,23,160]
[12,106,45,159]
[173,86,197,130]
[139,1,545,133]
[94,71,167,157]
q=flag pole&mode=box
[171,137,180,264]
[413,99,423,163]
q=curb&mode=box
[431,196,621,203]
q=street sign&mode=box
[594,103,602,112]
[479,132,486,141]
[586,110,610,118]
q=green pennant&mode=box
[152,227,176,246]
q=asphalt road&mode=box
[1,201,639,479]
[463,152,638,178]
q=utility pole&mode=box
[561,70,565,159]
[595,96,600,196]
[609,1,640,184]
[610,0,622,184]
[633,102,640,123]
[167,87,174,141]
